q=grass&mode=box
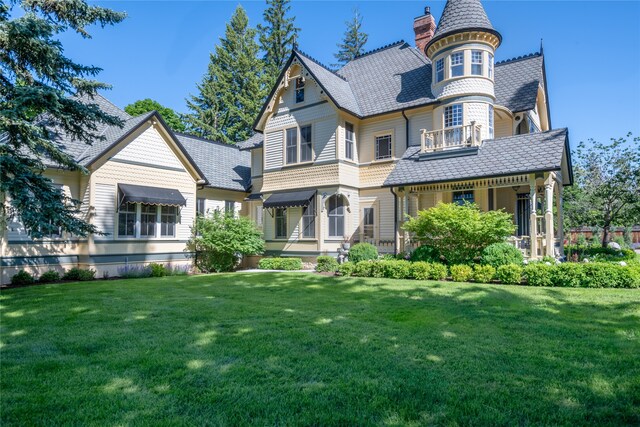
[1,273,639,426]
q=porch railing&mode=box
[420,122,482,153]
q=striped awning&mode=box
[118,184,186,206]
[263,190,315,209]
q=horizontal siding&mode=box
[314,116,338,163]
[359,115,407,163]
[178,192,194,241]
[360,189,395,241]
[94,183,116,239]
[408,109,434,147]
[112,126,184,170]
[251,149,263,177]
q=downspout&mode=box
[390,187,398,255]
[402,110,409,150]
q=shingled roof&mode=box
[383,128,569,187]
[238,132,264,151]
[427,0,501,51]
[494,53,544,114]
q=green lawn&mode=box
[1,274,639,426]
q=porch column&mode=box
[556,184,564,257]
[529,175,538,259]
[544,174,555,258]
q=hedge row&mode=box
[336,259,640,288]
[258,257,303,270]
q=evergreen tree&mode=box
[125,98,186,132]
[185,6,265,144]
[0,0,125,238]
[258,0,299,91]
[334,8,368,66]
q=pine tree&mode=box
[334,8,368,66]
[258,0,299,91]
[0,0,125,237]
[186,6,265,144]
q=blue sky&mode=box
[53,1,640,146]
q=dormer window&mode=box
[471,50,483,76]
[450,52,464,78]
[295,77,305,103]
[435,58,444,83]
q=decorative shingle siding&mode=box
[262,163,340,192]
[434,77,495,100]
[465,102,490,140]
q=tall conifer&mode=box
[334,8,368,66]
[258,0,299,91]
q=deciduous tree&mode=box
[125,98,185,132]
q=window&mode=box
[453,191,474,206]
[528,116,540,134]
[300,125,312,162]
[488,53,494,79]
[488,104,494,139]
[295,77,305,103]
[302,198,316,238]
[471,50,483,76]
[450,52,464,77]
[375,134,392,160]
[444,104,463,128]
[435,58,444,82]
[363,207,374,239]
[275,208,287,239]
[118,202,137,237]
[328,195,345,238]
[345,122,354,160]
[285,127,297,164]
[225,201,235,215]
[160,206,177,237]
[140,204,156,237]
[196,198,206,217]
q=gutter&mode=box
[389,187,399,255]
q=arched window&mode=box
[328,195,345,238]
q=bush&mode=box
[348,243,378,263]
[258,257,302,270]
[564,245,638,263]
[496,264,522,285]
[473,264,496,283]
[410,245,441,263]
[63,268,95,281]
[430,263,449,280]
[11,270,35,286]
[39,270,61,283]
[149,263,167,277]
[481,243,524,269]
[523,264,554,287]
[378,260,411,279]
[337,262,355,277]
[410,262,432,280]
[353,261,374,277]
[118,265,152,278]
[315,256,339,273]
[403,203,515,265]
[450,265,473,282]
[188,210,264,272]
[550,263,584,288]
[581,263,640,288]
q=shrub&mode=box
[450,265,473,282]
[581,263,639,288]
[39,270,61,283]
[258,257,302,270]
[473,264,496,283]
[481,243,524,269]
[523,264,554,287]
[430,263,449,280]
[564,245,638,263]
[410,245,441,263]
[404,203,515,265]
[353,261,374,277]
[63,267,95,281]
[380,260,411,279]
[496,264,522,285]
[149,263,167,277]
[348,243,378,263]
[315,256,339,273]
[118,265,152,279]
[188,210,264,272]
[11,270,35,286]
[410,262,432,280]
[550,263,585,288]
[337,262,355,277]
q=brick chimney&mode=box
[414,6,436,56]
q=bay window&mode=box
[450,52,464,77]
[435,58,444,83]
[488,53,494,79]
[471,50,483,76]
[444,104,463,128]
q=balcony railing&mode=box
[420,122,482,153]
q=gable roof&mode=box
[238,132,264,151]
[428,0,501,51]
[177,133,251,192]
[494,53,544,114]
[384,128,570,187]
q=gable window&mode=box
[363,207,374,239]
[471,50,483,76]
[302,198,316,238]
[453,190,474,206]
[444,104,463,128]
[488,105,494,139]
[345,122,354,160]
[295,77,305,103]
[275,208,287,239]
[450,52,464,78]
[328,195,345,238]
[300,125,313,162]
[488,53,494,79]
[160,206,177,237]
[118,202,137,237]
[285,127,298,164]
[140,204,157,237]
[375,134,392,160]
[435,58,445,83]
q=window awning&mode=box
[263,189,316,209]
[118,184,187,207]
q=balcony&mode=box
[420,122,482,153]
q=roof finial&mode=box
[540,38,544,55]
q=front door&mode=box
[516,193,530,236]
